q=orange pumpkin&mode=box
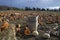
[10,17,14,21]
[24,29,31,35]
[2,21,9,29]
[24,27,31,35]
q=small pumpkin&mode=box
[10,17,14,21]
[32,31,39,36]
[24,27,31,35]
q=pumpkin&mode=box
[32,31,39,36]
[10,17,14,21]
[24,27,31,35]
[42,33,50,39]
[2,21,9,29]
[24,29,31,35]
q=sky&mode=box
[0,0,60,9]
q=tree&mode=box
[59,8,60,11]
[36,8,41,11]
[33,7,36,10]
[41,8,45,11]
[54,9,58,12]
[46,8,49,11]
[25,7,32,10]
[25,7,29,10]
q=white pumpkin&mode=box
[32,31,39,36]
[42,33,50,39]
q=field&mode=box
[0,10,60,25]
[0,10,60,40]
